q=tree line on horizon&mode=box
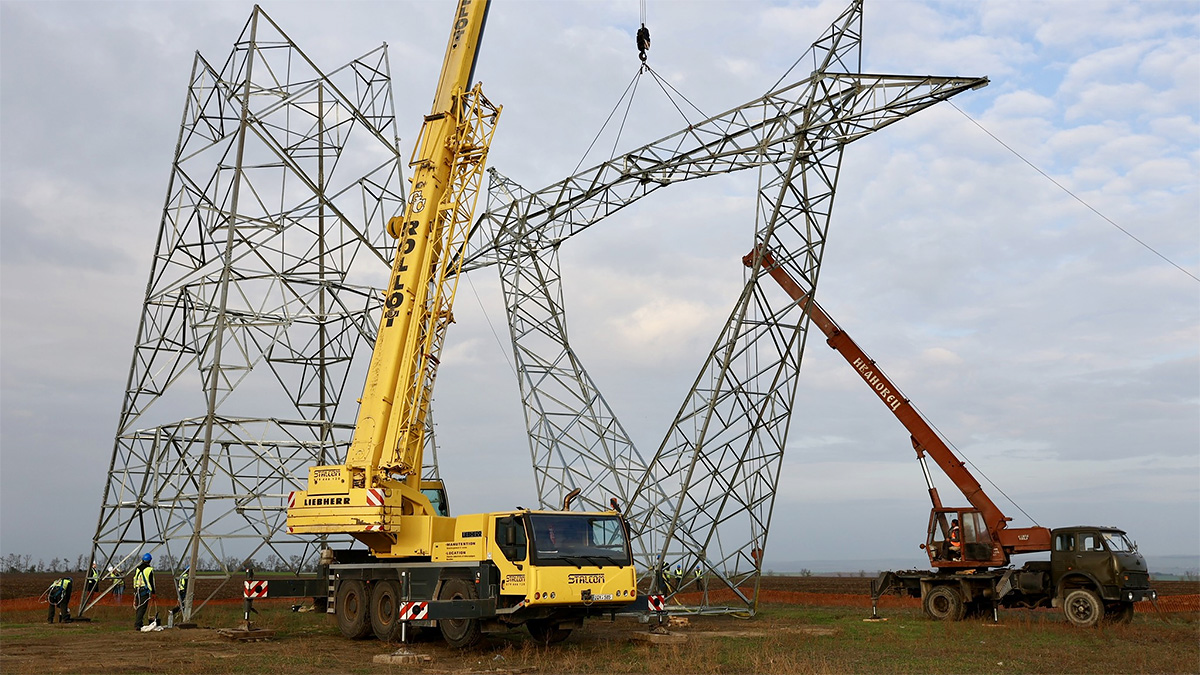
[1,552,318,575]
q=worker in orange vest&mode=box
[948,518,962,560]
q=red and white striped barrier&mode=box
[648,594,665,612]
[399,601,428,620]
[244,580,268,598]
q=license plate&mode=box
[591,594,613,601]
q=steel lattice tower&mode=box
[468,0,988,612]
[86,7,405,619]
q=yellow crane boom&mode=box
[287,0,500,556]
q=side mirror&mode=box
[506,524,516,547]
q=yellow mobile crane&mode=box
[284,0,637,648]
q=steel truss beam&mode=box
[483,169,669,568]
[478,0,987,612]
[86,7,405,620]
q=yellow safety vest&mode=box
[134,566,154,591]
[177,569,189,592]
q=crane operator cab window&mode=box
[959,512,992,561]
[420,481,450,517]
[527,514,632,568]
[928,510,992,562]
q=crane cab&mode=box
[924,508,1006,568]
[421,480,450,517]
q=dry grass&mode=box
[2,601,1197,674]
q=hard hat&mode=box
[142,553,152,562]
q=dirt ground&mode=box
[3,573,1198,674]
[7,571,1197,601]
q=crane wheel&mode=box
[437,577,483,649]
[1063,588,1103,628]
[370,579,401,641]
[336,579,373,639]
[923,586,966,621]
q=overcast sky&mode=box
[2,0,1197,571]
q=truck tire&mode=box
[437,577,483,649]
[923,586,966,621]
[336,579,373,639]
[527,618,572,645]
[1105,601,1134,625]
[370,579,401,641]
[1063,588,1103,628]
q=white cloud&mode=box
[1,0,1195,565]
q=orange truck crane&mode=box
[746,247,1156,627]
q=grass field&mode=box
[3,596,1197,674]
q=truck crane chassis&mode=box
[747,247,1156,627]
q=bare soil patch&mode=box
[4,573,1197,674]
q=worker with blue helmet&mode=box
[133,553,156,630]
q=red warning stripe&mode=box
[243,580,268,598]
[399,601,428,620]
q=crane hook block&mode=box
[636,24,651,62]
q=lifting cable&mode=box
[464,270,518,380]
[869,356,1043,527]
[910,398,1043,528]
[572,2,710,176]
[948,101,1198,285]
[637,0,650,63]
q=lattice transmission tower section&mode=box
[86,7,405,618]
[468,0,988,612]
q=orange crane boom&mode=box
[745,247,1051,567]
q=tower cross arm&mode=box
[462,72,986,272]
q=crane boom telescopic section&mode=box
[282,8,637,645]
[287,0,500,555]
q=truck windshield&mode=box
[1102,531,1135,552]
[527,514,631,567]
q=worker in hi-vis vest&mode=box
[172,565,189,617]
[133,553,156,630]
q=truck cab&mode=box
[491,510,636,609]
[423,509,636,646]
[1048,526,1155,626]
